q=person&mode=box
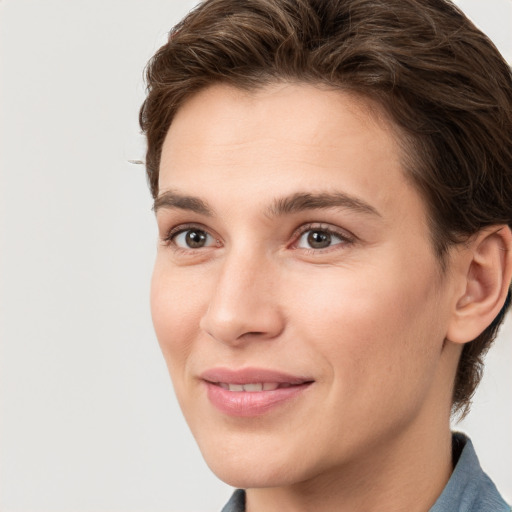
[139,0,512,510]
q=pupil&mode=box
[307,230,331,249]
[186,230,207,248]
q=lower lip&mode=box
[204,382,312,417]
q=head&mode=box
[140,0,512,487]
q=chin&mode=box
[195,433,308,488]
[206,457,301,489]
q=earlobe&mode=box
[447,225,512,345]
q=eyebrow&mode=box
[153,190,381,218]
[153,190,214,216]
[267,191,381,218]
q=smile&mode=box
[200,368,314,416]
[216,382,299,392]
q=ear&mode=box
[446,225,512,345]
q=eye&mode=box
[296,228,346,250]
[172,228,216,249]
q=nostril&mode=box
[198,274,285,345]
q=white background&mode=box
[0,1,511,511]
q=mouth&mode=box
[212,382,307,392]
[200,368,314,417]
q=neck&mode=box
[246,411,454,512]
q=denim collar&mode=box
[429,432,509,512]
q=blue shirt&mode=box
[221,433,510,512]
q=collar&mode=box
[429,432,509,512]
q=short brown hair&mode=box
[139,0,512,417]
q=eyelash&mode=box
[291,223,355,253]
[162,223,218,252]
[161,222,355,254]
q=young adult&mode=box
[139,1,512,510]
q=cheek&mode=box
[291,261,445,402]
[150,261,205,377]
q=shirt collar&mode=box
[429,432,509,512]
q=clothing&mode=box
[221,433,510,512]
[222,489,246,512]
[429,433,509,512]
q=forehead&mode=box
[159,82,429,235]
[164,82,396,153]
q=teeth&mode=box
[242,383,263,392]
[219,382,281,392]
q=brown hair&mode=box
[139,0,512,417]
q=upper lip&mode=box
[200,367,314,385]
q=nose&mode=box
[199,250,285,346]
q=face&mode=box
[151,83,458,488]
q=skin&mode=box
[150,83,509,512]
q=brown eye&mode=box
[173,229,214,249]
[296,228,347,250]
[185,230,207,248]
[307,230,332,249]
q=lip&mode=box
[200,367,314,417]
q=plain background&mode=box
[0,1,511,511]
